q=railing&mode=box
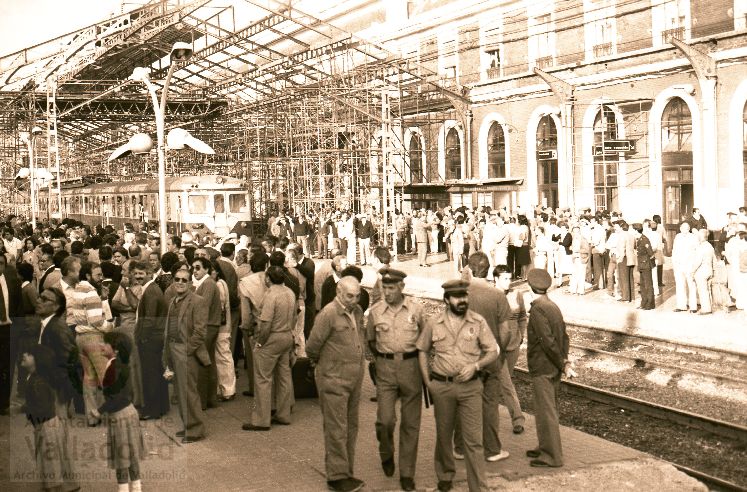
[593,42,613,58]
[486,66,501,80]
[661,26,685,44]
[535,56,553,69]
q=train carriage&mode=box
[38,175,251,236]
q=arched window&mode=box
[661,97,693,248]
[409,134,423,183]
[536,115,558,209]
[593,105,619,212]
[487,122,506,178]
[445,127,461,180]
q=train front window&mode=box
[229,193,248,213]
[188,194,209,214]
[214,194,225,214]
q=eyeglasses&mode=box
[192,265,202,270]
[173,277,190,284]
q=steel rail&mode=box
[514,368,747,443]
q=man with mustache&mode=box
[416,279,498,492]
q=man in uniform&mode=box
[416,279,498,492]
[366,268,424,491]
[306,276,366,492]
[242,266,296,431]
[525,268,570,467]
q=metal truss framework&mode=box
[0,0,469,220]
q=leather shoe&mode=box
[437,480,452,492]
[513,424,524,434]
[242,423,270,431]
[381,458,394,477]
[242,390,253,397]
[673,308,686,312]
[400,477,415,491]
[530,459,561,467]
[526,449,541,458]
[270,418,290,426]
[218,394,235,402]
[181,435,203,444]
[175,430,185,438]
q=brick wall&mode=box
[617,3,653,53]
[503,9,528,76]
[458,21,481,85]
[691,0,734,38]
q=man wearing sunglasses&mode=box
[162,269,209,444]
[191,257,222,410]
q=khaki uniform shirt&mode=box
[416,309,497,377]
[257,284,297,343]
[306,298,365,379]
[366,298,425,354]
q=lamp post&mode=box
[128,42,193,255]
[20,126,43,229]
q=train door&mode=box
[213,192,228,235]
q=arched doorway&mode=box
[445,127,461,180]
[593,105,619,212]
[661,97,693,247]
[409,134,423,183]
[536,115,559,209]
[487,121,506,178]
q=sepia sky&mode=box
[0,0,130,56]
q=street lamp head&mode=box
[170,42,193,62]
[167,128,215,154]
[130,67,151,83]
[108,132,154,161]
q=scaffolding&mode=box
[0,0,465,225]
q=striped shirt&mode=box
[60,280,105,334]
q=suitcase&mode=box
[292,357,318,399]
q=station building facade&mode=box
[373,0,747,239]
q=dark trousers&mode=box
[591,253,604,288]
[639,268,656,310]
[197,324,220,408]
[657,264,664,287]
[531,373,563,467]
[138,339,170,417]
[618,262,635,302]
[317,234,328,258]
[0,323,17,409]
[507,245,517,278]
[303,301,316,340]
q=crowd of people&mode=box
[0,199,744,492]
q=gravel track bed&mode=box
[513,378,747,488]
[568,327,747,382]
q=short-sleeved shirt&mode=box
[366,298,425,354]
[258,284,297,336]
[416,309,497,377]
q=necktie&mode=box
[0,277,7,324]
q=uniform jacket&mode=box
[162,291,209,367]
[38,314,79,401]
[306,299,365,380]
[413,217,428,243]
[467,278,510,356]
[635,235,655,271]
[356,219,375,239]
[134,280,167,344]
[527,295,569,377]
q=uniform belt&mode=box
[378,351,418,360]
[430,372,479,383]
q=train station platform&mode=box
[345,255,747,356]
[1,376,705,491]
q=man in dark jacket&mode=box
[0,255,21,414]
[632,223,656,310]
[356,214,375,265]
[135,265,170,419]
[525,268,570,468]
[192,257,222,410]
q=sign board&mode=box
[537,149,557,160]
[593,140,635,156]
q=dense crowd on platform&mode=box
[0,201,745,492]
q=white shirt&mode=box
[38,315,55,343]
[0,274,9,324]
[193,274,208,289]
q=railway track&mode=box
[514,368,747,491]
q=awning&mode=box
[403,183,448,195]
[446,177,524,193]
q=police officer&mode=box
[366,268,425,491]
[416,279,498,492]
[525,268,570,468]
[306,276,366,492]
